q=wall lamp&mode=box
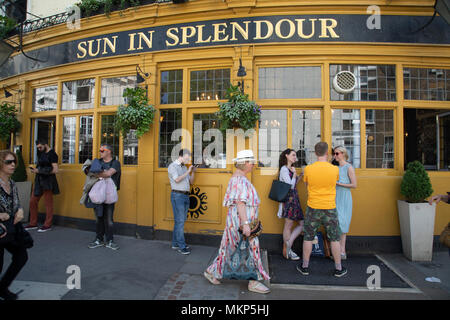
[237,58,246,93]
[136,65,149,84]
[3,87,22,98]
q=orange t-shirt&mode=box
[303,161,339,210]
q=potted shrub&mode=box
[216,84,262,133]
[115,87,155,139]
[11,149,32,223]
[0,102,21,144]
[397,161,435,261]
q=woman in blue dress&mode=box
[333,146,357,260]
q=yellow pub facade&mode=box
[1,0,449,252]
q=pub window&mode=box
[193,113,226,169]
[101,76,137,106]
[259,67,322,99]
[403,68,450,101]
[62,78,95,110]
[32,85,58,112]
[62,117,76,164]
[258,109,288,168]
[161,70,183,104]
[123,129,138,165]
[79,115,93,164]
[292,110,321,167]
[100,115,120,161]
[190,68,230,101]
[332,109,361,168]
[404,108,450,171]
[366,109,394,169]
[330,65,396,101]
[159,108,182,168]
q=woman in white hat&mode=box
[204,150,270,294]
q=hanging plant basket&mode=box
[0,102,21,143]
[115,87,155,139]
[215,84,261,132]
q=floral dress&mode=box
[206,176,270,281]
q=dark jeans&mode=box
[94,203,115,242]
[171,192,189,250]
[0,243,28,291]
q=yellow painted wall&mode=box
[1,0,449,240]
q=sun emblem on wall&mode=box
[188,186,208,219]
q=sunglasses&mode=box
[4,159,16,165]
[334,152,341,156]
[99,149,106,153]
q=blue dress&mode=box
[336,163,353,234]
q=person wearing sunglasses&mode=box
[24,139,59,233]
[0,151,27,300]
[333,146,357,261]
[88,144,121,251]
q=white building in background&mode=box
[26,0,77,20]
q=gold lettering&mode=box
[180,26,196,45]
[128,33,136,51]
[102,36,118,54]
[77,41,87,59]
[254,20,273,40]
[137,31,154,49]
[212,23,229,42]
[275,19,295,39]
[87,39,101,57]
[230,21,250,41]
[195,25,211,44]
[295,19,316,39]
[319,18,339,38]
[166,28,179,47]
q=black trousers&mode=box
[0,242,28,291]
[94,203,115,242]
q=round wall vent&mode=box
[333,71,357,94]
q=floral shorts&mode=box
[303,206,341,242]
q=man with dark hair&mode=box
[167,149,196,255]
[24,140,59,232]
[297,141,347,277]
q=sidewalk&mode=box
[3,226,450,300]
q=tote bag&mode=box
[268,179,291,202]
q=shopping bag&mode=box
[88,179,107,204]
[104,178,118,204]
[310,231,325,257]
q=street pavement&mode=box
[3,225,450,300]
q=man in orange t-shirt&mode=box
[296,142,347,278]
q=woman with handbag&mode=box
[0,151,28,300]
[204,150,270,294]
[277,149,304,260]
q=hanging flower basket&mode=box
[0,102,21,143]
[215,84,261,132]
[115,87,155,139]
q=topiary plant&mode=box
[400,161,433,203]
[115,87,155,139]
[11,149,27,182]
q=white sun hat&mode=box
[232,149,257,163]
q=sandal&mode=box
[248,281,270,294]
[204,271,221,285]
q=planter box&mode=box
[397,200,436,261]
[15,181,32,223]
